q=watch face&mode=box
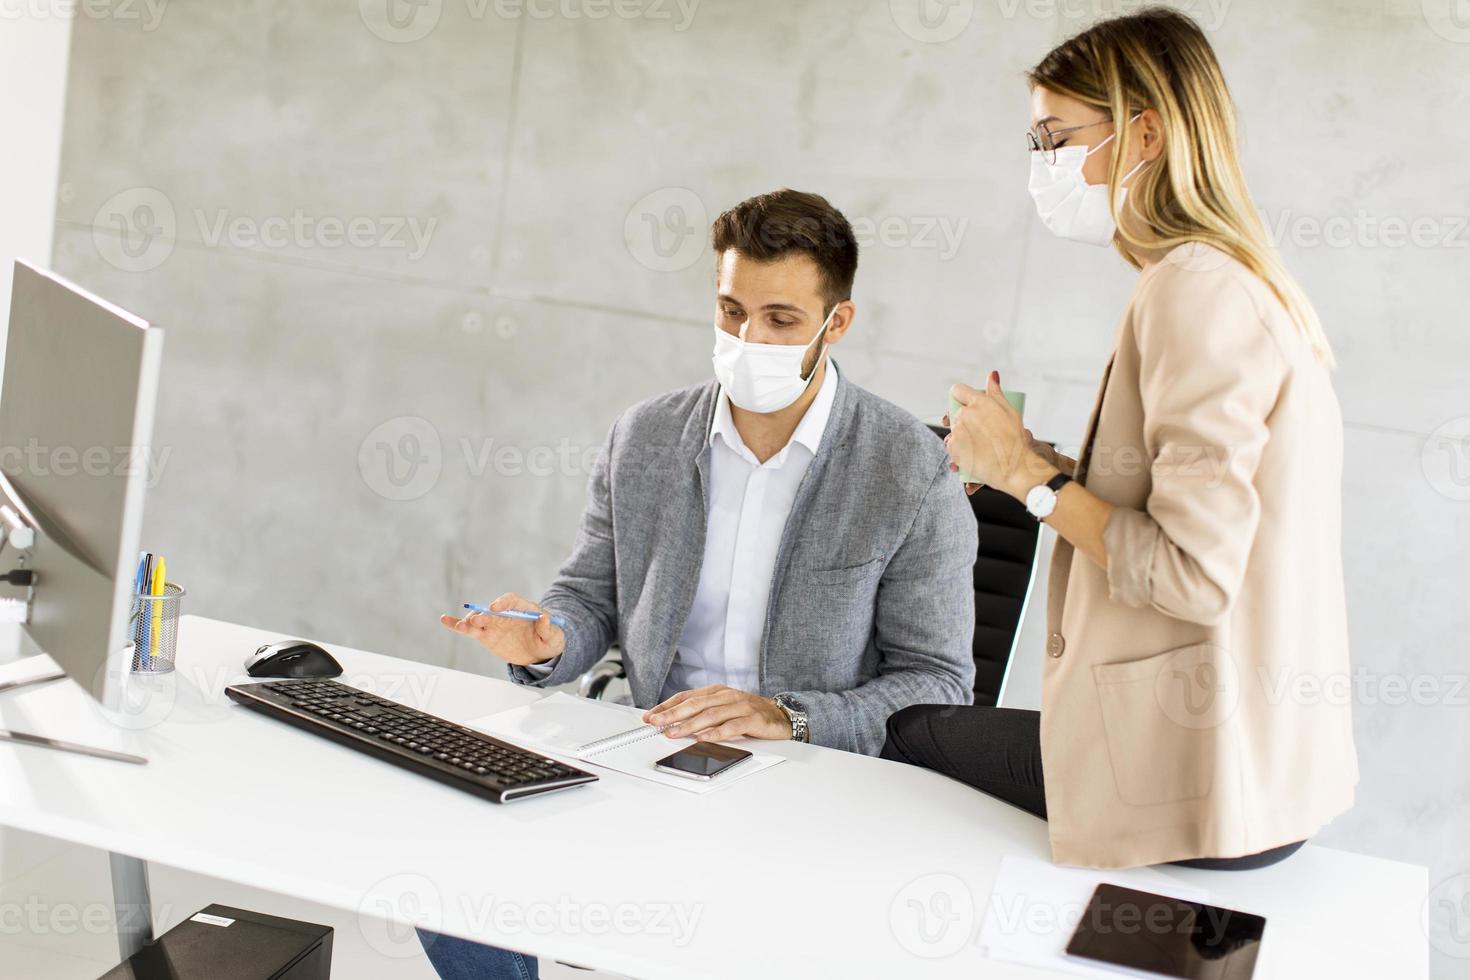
[1026,485,1056,518]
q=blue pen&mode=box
[135,552,153,668]
[462,603,568,630]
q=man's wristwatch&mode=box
[1024,472,1074,521]
[772,693,810,743]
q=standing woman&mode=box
[883,8,1358,870]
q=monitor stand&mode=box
[0,658,148,764]
[0,668,64,694]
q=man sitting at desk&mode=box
[444,187,976,751]
[420,189,976,977]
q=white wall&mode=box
[0,9,80,974]
[0,12,72,374]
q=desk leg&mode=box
[109,851,154,961]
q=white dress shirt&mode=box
[660,362,839,702]
[525,362,839,700]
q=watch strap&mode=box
[774,694,809,743]
[1046,472,1074,493]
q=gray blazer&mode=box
[510,367,977,755]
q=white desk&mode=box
[0,616,1429,978]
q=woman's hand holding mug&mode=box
[947,371,1057,501]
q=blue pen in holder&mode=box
[129,583,186,673]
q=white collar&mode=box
[710,360,839,466]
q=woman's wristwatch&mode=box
[772,693,810,742]
[1024,472,1074,521]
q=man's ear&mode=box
[825,300,856,343]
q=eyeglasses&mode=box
[1026,118,1114,165]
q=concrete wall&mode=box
[48,1,1469,973]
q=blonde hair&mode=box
[1028,8,1335,367]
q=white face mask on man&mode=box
[1027,114,1147,247]
[711,305,836,414]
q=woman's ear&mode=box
[1137,108,1165,161]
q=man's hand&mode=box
[439,592,565,667]
[642,685,791,742]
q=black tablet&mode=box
[1065,883,1266,979]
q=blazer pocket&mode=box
[1092,642,1237,808]
[805,556,886,585]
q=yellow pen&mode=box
[149,556,166,663]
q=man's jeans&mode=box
[416,928,537,980]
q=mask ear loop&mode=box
[1115,112,1149,187]
[1108,113,1151,224]
[1082,130,1116,160]
[1086,112,1146,169]
[1114,115,1155,253]
[801,305,839,382]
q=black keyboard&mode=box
[225,678,598,803]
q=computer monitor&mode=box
[0,260,163,713]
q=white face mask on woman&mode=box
[1027,116,1146,247]
[711,305,836,414]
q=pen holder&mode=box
[129,583,185,674]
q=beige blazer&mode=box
[1041,243,1359,869]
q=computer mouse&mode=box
[244,641,343,679]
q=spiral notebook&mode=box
[468,692,784,794]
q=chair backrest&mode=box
[928,425,1045,707]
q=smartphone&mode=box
[1065,883,1266,980]
[654,742,753,780]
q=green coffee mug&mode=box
[947,385,1026,484]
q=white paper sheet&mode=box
[468,692,784,795]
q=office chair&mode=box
[927,423,1046,706]
[577,428,1046,708]
[578,654,627,702]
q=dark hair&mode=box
[710,189,859,310]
